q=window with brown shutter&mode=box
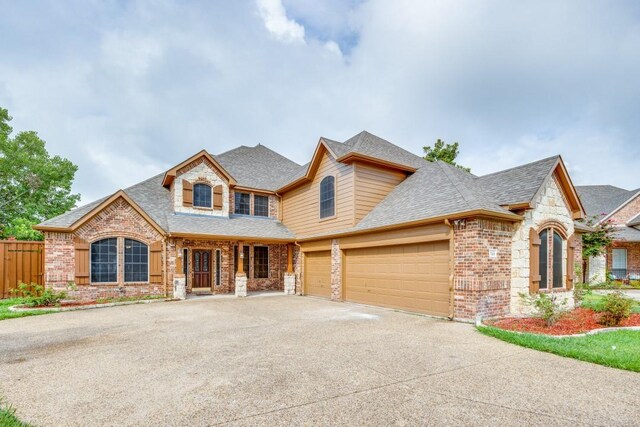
[74,238,90,285]
[213,185,223,210]
[529,227,541,294]
[182,180,193,207]
[149,241,163,284]
[566,234,576,290]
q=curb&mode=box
[9,298,174,313]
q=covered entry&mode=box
[304,250,332,298]
[344,241,451,317]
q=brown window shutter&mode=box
[213,185,223,210]
[149,241,163,284]
[183,180,193,207]
[74,238,90,285]
[529,227,541,294]
[566,234,576,290]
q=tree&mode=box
[0,107,80,240]
[423,139,471,172]
[582,215,615,259]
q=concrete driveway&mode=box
[1,295,639,426]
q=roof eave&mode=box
[336,152,417,173]
[168,231,294,243]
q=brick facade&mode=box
[453,218,512,320]
[608,194,640,225]
[607,241,640,279]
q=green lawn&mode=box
[581,293,640,313]
[0,399,30,427]
[0,298,55,321]
[478,326,640,372]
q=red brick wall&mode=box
[607,241,640,277]
[453,218,513,320]
[608,194,640,225]
[44,232,75,284]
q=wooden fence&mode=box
[0,240,44,299]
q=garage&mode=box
[344,241,451,317]
[304,250,332,298]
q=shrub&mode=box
[599,291,634,327]
[520,292,568,326]
[573,282,591,306]
[10,282,66,307]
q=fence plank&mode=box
[0,241,45,299]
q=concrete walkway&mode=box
[1,296,639,426]
[595,289,640,301]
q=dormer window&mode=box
[193,183,212,208]
[320,176,335,219]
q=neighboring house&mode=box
[35,131,586,321]
[576,185,640,283]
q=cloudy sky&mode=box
[1,0,639,204]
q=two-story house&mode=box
[576,185,640,283]
[36,131,587,321]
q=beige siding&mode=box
[282,152,355,236]
[354,162,407,223]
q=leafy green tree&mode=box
[0,107,80,240]
[423,139,471,172]
[582,215,615,259]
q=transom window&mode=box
[124,239,148,282]
[193,183,212,208]
[254,246,269,279]
[235,192,250,215]
[320,176,335,219]
[91,238,117,283]
[254,195,269,217]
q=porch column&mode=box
[235,242,247,297]
[284,243,296,295]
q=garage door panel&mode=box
[304,251,332,298]
[345,241,451,317]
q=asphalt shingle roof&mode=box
[214,144,302,191]
[613,226,640,242]
[476,156,559,206]
[166,214,294,240]
[575,185,636,218]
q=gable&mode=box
[605,192,640,225]
[162,150,235,188]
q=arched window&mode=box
[124,239,149,282]
[537,226,565,290]
[320,176,335,219]
[193,183,212,208]
[91,238,117,283]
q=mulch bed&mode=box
[487,308,640,335]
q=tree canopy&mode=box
[0,107,80,240]
[422,139,470,172]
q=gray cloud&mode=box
[1,0,639,204]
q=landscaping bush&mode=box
[520,292,568,326]
[573,282,591,306]
[10,282,66,307]
[599,291,634,327]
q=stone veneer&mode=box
[510,176,578,315]
[330,239,342,300]
[173,157,230,216]
[453,218,512,320]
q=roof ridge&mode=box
[479,155,559,178]
[435,161,475,210]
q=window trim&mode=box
[253,245,269,279]
[215,249,222,287]
[253,194,270,217]
[193,182,213,209]
[319,175,336,220]
[234,192,251,215]
[123,238,150,283]
[90,237,118,284]
[536,224,566,292]
[612,248,628,270]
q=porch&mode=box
[169,238,296,296]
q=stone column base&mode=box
[173,275,186,300]
[284,272,295,295]
[235,273,247,297]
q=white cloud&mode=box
[256,0,305,43]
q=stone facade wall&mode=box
[293,245,303,294]
[608,194,640,225]
[173,157,230,216]
[511,176,575,315]
[453,218,512,320]
[588,254,607,284]
[44,197,165,300]
[330,239,342,301]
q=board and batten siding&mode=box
[282,153,355,236]
[353,162,407,224]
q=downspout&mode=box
[444,219,455,320]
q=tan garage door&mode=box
[345,241,450,317]
[304,251,332,298]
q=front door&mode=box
[193,250,211,289]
